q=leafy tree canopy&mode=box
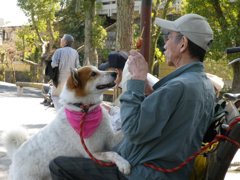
[184,0,240,60]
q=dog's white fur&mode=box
[3,66,130,180]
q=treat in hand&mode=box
[136,37,143,49]
[136,27,144,49]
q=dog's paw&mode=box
[93,151,131,174]
[115,158,131,175]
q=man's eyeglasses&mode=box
[161,30,183,42]
[160,30,170,42]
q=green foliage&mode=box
[92,24,107,49]
[56,0,85,46]
[17,0,61,44]
[204,59,233,80]
[133,23,140,39]
[17,0,60,20]
[15,26,40,62]
[182,0,240,91]
[184,0,240,61]
[155,47,165,62]
[97,48,111,64]
[59,0,107,50]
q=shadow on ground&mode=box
[0,83,42,98]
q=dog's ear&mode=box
[70,68,79,86]
[84,57,91,66]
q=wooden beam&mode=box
[140,0,152,63]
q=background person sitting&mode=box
[99,51,128,131]
[99,51,128,90]
[99,51,159,132]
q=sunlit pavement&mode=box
[0,82,56,179]
[0,81,239,179]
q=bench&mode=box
[16,82,122,100]
[103,87,122,102]
[16,81,47,96]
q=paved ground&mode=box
[0,81,56,179]
[0,81,239,179]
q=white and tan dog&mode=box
[3,66,130,180]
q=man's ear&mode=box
[180,36,188,53]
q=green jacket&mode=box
[118,62,215,179]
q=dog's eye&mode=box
[91,71,97,77]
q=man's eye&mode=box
[161,31,170,42]
[91,71,97,77]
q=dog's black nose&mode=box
[111,72,117,79]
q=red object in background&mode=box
[136,37,143,49]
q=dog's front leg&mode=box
[92,152,131,175]
[107,130,124,149]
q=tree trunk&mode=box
[116,0,134,51]
[30,9,46,82]
[84,0,98,66]
[46,19,55,50]
[209,0,228,30]
[76,23,116,52]
[31,9,44,44]
[231,62,240,92]
[1,53,6,81]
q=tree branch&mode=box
[22,59,39,66]
[209,0,228,29]
[76,23,117,52]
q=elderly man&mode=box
[51,34,80,110]
[49,14,215,180]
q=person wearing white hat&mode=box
[49,14,216,180]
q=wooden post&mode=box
[206,121,240,179]
[140,0,152,63]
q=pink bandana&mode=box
[65,106,103,138]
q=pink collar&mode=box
[65,105,102,138]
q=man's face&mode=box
[60,38,66,48]
[162,31,183,67]
[108,68,122,87]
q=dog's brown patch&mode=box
[66,66,100,97]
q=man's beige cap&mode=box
[155,14,213,51]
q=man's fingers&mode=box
[127,49,148,80]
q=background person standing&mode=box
[51,34,80,110]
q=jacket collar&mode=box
[153,62,204,90]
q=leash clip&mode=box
[80,104,90,113]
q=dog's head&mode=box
[60,66,117,106]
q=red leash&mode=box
[79,113,115,167]
[144,117,240,173]
[79,109,240,172]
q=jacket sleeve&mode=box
[120,79,184,145]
